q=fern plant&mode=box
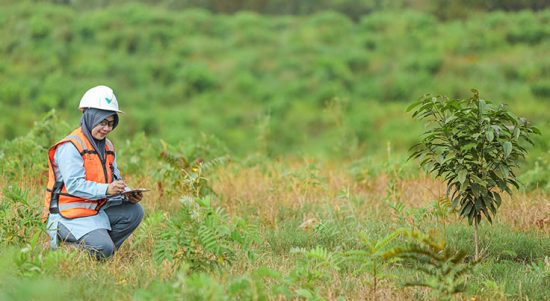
[384,229,474,301]
[158,140,229,198]
[151,197,259,271]
[289,246,342,299]
[345,227,474,300]
[345,228,410,295]
[167,265,274,301]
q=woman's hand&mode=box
[107,180,126,195]
[127,191,143,204]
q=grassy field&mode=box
[0,117,549,300]
[1,1,549,300]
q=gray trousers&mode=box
[58,202,144,259]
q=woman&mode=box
[44,85,144,259]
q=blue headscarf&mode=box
[80,108,119,160]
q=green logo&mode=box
[105,97,112,104]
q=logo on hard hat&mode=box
[105,97,112,104]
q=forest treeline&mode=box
[0,2,549,158]
[3,0,549,20]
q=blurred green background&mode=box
[0,0,548,159]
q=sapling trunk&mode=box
[474,221,480,261]
[372,263,378,298]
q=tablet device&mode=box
[108,188,150,198]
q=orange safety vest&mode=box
[43,127,116,221]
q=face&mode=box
[91,116,115,140]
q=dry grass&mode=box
[214,161,549,233]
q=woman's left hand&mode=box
[127,192,143,204]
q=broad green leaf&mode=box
[498,165,509,179]
[485,130,494,142]
[489,201,497,214]
[478,99,486,114]
[494,193,502,207]
[503,142,512,158]
[513,127,520,140]
[461,202,473,217]
[461,143,476,151]
[471,185,481,198]
[483,207,493,224]
[457,169,467,184]
[451,197,459,209]
[475,198,482,211]
[470,174,487,186]
[406,101,422,112]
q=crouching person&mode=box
[43,85,144,260]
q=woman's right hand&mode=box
[106,180,126,195]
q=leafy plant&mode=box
[151,197,259,271]
[155,265,276,301]
[312,219,341,247]
[170,265,227,301]
[519,152,550,192]
[387,230,475,301]
[480,279,511,300]
[428,198,455,241]
[384,142,405,205]
[289,246,342,299]
[345,227,474,299]
[0,245,71,301]
[0,185,41,246]
[15,233,46,277]
[14,231,77,278]
[345,228,408,295]
[157,139,229,198]
[116,132,162,177]
[408,89,540,260]
[529,256,550,280]
[0,110,69,181]
[388,198,454,238]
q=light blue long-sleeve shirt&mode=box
[47,142,125,240]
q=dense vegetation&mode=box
[3,0,550,20]
[0,1,549,300]
[1,2,549,159]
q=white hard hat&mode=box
[79,85,123,113]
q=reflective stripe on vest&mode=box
[106,138,113,152]
[59,201,99,211]
[66,135,88,152]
